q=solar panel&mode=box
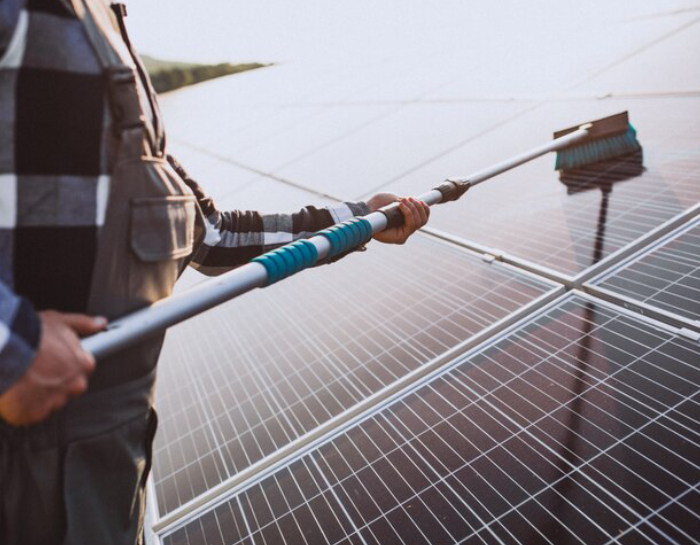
[152,234,558,516]
[160,294,700,545]
[592,217,700,325]
[373,97,700,278]
[145,5,700,542]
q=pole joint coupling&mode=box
[434,180,471,203]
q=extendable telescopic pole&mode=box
[82,127,590,360]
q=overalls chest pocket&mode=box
[123,158,198,308]
[130,196,196,262]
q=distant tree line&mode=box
[147,62,268,94]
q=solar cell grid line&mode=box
[225,314,374,545]
[388,385,622,545]
[507,309,700,432]
[382,314,700,540]
[525,313,700,415]
[196,252,548,476]
[448,339,700,540]
[386,370,668,545]
[498,337,700,480]
[504,330,700,471]
[153,334,232,513]
[152,236,557,516]
[374,395,606,544]
[361,407,572,545]
[429,311,700,543]
[593,217,700,326]
[609,491,697,545]
[314,421,510,545]
[161,294,700,545]
[513,173,694,276]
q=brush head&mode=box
[554,111,643,171]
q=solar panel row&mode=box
[148,7,700,542]
[161,294,700,545]
[153,236,557,514]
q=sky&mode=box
[125,0,700,67]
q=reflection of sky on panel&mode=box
[423,12,700,102]
[272,102,525,199]
[153,236,556,514]
[162,294,700,545]
[568,15,700,98]
[595,219,700,323]
[167,142,258,201]
[375,97,700,275]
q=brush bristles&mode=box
[555,124,642,171]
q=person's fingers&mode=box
[66,375,88,397]
[400,199,415,238]
[415,200,429,227]
[60,314,99,374]
[59,313,108,335]
[408,198,423,229]
[367,192,400,212]
[72,338,96,374]
[405,198,421,234]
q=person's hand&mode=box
[0,311,106,426]
[367,193,430,244]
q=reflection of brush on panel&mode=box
[83,112,644,360]
[555,113,644,267]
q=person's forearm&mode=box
[167,154,369,276]
[190,202,369,275]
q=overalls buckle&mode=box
[106,65,145,135]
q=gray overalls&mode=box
[0,1,202,543]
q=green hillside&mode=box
[141,55,268,94]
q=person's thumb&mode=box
[59,313,108,335]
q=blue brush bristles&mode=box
[555,124,642,171]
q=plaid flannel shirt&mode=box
[0,0,368,394]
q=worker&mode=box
[0,0,430,544]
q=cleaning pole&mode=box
[83,111,641,360]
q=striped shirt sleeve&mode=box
[168,156,371,276]
[0,281,41,394]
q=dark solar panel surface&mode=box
[595,219,700,324]
[153,236,555,515]
[162,295,700,545]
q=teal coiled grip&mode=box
[318,217,373,259]
[252,239,319,286]
[252,218,372,287]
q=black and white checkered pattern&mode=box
[0,0,368,393]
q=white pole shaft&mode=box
[82,129,588,359]
[448,128,588,186]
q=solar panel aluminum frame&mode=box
[155,288,697,541]
[173,139,344,204]
[422,226,578,287]
[145,482,162,545]
[424,198,700,292]
[583,215,700,337]
[150,250,565,535]
[574,198,700,287]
